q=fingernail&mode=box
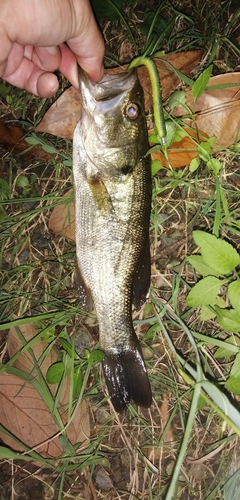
[46,46,59,55]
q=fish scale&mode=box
[73,69,152,411]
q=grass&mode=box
[0,0,240,498]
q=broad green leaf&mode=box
[229,351,240,378]
[186,276,225,307]
[193,231,240,274]
[200,305,216,321]
[172,127,188,143]
[215,307,240,333]
[151,159,162,176]
[16,175,29,188]
[168,90,186,111]
[215,335,240,359]
[165,120,176,148]
[91,0,123,21]
[225,352,240,394]
[228,279,240,310]
[192,65,212,102]
[187,255,220,277]
[139,11,167,36]
[41,144,57,154]
[197,141,211,162]
[189,156,200,173]
[88,349,105,365]
[0,178,10,200]
[46,361,65,384]
[225,376,240,395]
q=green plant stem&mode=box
[128,56,166,143]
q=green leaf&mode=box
[186,276,225,307]
[16,175,29,188]
[151,159,162,176]
[225,352,240,394]
[41,144,57,154]
[193,231,240,274]
[0,83,11,98]
[139,11,167,37]
[225,376,240,395]
[228,279,240,310]
[73,365,82,399]
[206,157,221,174]
[197,141,211,162]
[46,362,65,384]
[0,205,7,221]
[215,335,240,359]
[165,121,176,148]
[91,0,123,21]
[87,349,105,365]
[59,338,79,360]
[215,307,240,333]
[168,90,186,111]
[172,127,188,143]
[187,255,220,277]
[192,65,213,102]
[0,178,10,200]
[189,156,200,173]
[200,305,216,321]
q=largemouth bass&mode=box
[73,69,152,412]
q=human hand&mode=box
[0,0,105,97]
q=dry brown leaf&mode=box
[48,189,75,240]
[174,72,240,147]
[138,50,203,110]
[36,50,202,139]
[0,371,90,458]
[150,127,209,168]
[0,121,52,160]
[0,322,90,457]
[8,321,58,376]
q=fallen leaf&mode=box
[0,371,90,459]
[8,321,58,376]
[150,127,209,168]
[0,121,51,160]
[36,50,202,139]
[0,322,90,458]
[174,73,240,147]
[48,190,75,240]
[138,50,203,110]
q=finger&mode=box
[58,43,79,88]
[33,45,62,72]
[3,56,59,97]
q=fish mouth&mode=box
[80,68,137,102]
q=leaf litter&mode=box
[0,322,90,459]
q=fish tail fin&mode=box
[102,345,152,412]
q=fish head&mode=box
[79,69,149,179]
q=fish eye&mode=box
[125,102,139,120]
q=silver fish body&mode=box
[73,69,152,411]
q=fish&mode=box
[73,68,152,412]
